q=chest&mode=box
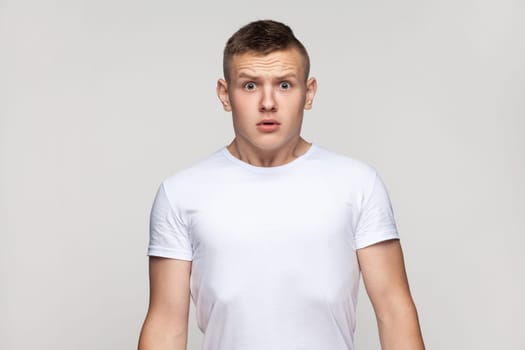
[187,179,357,259]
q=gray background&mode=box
[1,0,523,349]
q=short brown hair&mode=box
[223,20,310,82]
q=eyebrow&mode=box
[237,72,298,80]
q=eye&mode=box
[244,82,256,91]
[280,81,291,90]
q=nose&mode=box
[259,87,277,112]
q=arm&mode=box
[138,256,192,350]
[357,239,425,350]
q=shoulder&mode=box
[310,144,378,183]
[161,147,228,195]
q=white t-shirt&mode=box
[148,143,399,350]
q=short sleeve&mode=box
[354,171,400,249]
[147,182,193,260]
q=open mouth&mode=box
[257,120,280,125]
[256,120,281,132]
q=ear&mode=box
[304,77,317,110]
[216,79,232,112]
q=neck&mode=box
[227,137,311,167]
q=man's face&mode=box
[217,48,317,153]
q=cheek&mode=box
[231,92,255,111]
[279,93,305,111]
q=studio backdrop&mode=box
[1,1,523,349]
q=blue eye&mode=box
[280,81,291,89]
[244,82,256,90]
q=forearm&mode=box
[376,300,425,350]
[138,316,188,350]
[140,257,192,350]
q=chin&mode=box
[252,138,292,151]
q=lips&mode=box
[256,119,281,132]
[257,119,281,126]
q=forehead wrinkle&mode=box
[236,70,297,80]
[226,47,308,81]
[234,64,300,81]
[232,53,303,78]
[236,61,297,71]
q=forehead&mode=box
[230,48,306,78]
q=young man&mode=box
[138,20,425,350]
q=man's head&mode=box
[223,20,310,83]
[217,20,317,154]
